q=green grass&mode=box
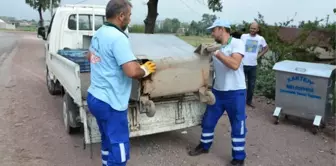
[16,26,36,32]
[0,28,17,31]
[0,26,36,32]
[178,35,214,47]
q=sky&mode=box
[0,0,335,25]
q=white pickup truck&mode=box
[37,4,215,146]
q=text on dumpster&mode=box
[279,75,321,100]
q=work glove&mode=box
[140,61,156,77]
[214,50,220,56]
[213,50,223,59]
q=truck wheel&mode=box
[63,92,80,134]
[46,67,61,95]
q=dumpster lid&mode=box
[128,33,198,60]
[273,60,336,78]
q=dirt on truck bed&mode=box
[0,32,335,166]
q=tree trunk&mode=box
[144,0,159,34]
[38,5,44,27]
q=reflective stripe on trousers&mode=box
[87,92,130,166]
[200,89,247,160]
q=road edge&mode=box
[0,45,19,88]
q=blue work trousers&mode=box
[200,89,247,160]
[87,92,130,166]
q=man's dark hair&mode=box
[106,0,132,19]
[224,27,231,34]
[231,31,242,38]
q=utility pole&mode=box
[50,0,53,17]
[326,15,329,25]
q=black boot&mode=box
[229,159,245,166]
[246,102,255,109]
[188,144,209,156]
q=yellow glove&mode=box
[140,61,156,77]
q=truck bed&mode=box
[57,48,91,100]
[80,73,90,99]
[46,34,212,144]
[53,33,213,102]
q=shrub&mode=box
[244,13,330,99]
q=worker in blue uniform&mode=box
[188,19,247,166]
[86,0,156,166]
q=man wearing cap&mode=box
[188,19,247,166]
[87,0,156,166]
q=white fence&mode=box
[0,23,16,30]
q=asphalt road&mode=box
[0,32,19,64]
[0,31,335,166]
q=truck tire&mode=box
[62,92,80,134]
[46,67,62,95]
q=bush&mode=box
[129,24,145,33]
[255,52,278,99]
[243,13,331,99]
[256,68,276,99]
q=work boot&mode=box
[247,103,255,109]
[188,144,209,156]
[229,159,245,166]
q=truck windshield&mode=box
[68,14,106,31]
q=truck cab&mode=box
[38,4,129,53]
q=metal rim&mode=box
[63,99,68,131]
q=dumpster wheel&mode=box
[145,100,156,117]
[140,96,156,118]
[320,122,326,129]
[274,117,280,125]
[198,87,216,105]
[205,90,216,105]
[312,126,319,135]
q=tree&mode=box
[25,0,60,26]
[200,14,216,29]
[199,13,217,35]
[188,20,200,35]
[144,0,222,34]
[144,0,159,33]
[184,13,217,36]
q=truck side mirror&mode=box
[37,26,47,40]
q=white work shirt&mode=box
[240,34,267,66]
[213,37,246,91]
